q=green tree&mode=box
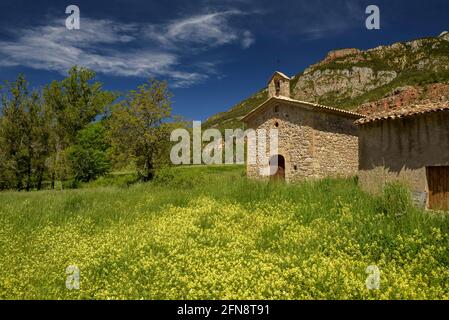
[108,79,172,181]
[0,75,53,191]
[43,66,116,188]
[0,75,33,190]
[0,68,117,191]
[68,121,111,183]
[30,98,52,190]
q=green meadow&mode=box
[0,165,448,299]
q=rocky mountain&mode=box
[204,32,449,130]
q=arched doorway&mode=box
[269,155,285,181]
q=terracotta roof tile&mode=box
[355,102,449,125]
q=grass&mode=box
[78,170,137,188]
[0,165,448,299]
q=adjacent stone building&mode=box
[242,72,363,183]
[356,104,449,210]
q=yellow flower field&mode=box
[0,165,448,299]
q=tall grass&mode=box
[0,165,448,299]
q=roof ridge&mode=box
[242,96,364,122]
[355,102,449,125]
[267,71,290,84]
[293,98,365,117]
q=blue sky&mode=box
[0,0,448,121]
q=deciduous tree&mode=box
[108,79,172,181]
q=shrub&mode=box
[68,122,111,183]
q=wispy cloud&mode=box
[144,10,254,50]
[0,11,255,87]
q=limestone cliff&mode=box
[205,33,449,130]
[292,34,449,109]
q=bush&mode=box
[377,182,413,217]
[68,122,111,183]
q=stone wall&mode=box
[268,76,290,98]
[245,100,359,183]
[358,111,449,198]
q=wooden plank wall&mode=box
[427,167,449,211]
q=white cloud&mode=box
[0,11,254,87]
[144,10,254,50]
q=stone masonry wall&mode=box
[245,100,359,183]
[268,76,290,98]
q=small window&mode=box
[274,105,279,113]
[274,122,279,128]
[293,165,298,171]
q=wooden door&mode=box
[427,166,449,211]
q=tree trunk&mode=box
[37,166,44,190]
[144,153,154,181]
[51,172,55,189]
[25,156,32,192]
[16,174,23,191]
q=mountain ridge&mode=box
[204,32,449,130]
